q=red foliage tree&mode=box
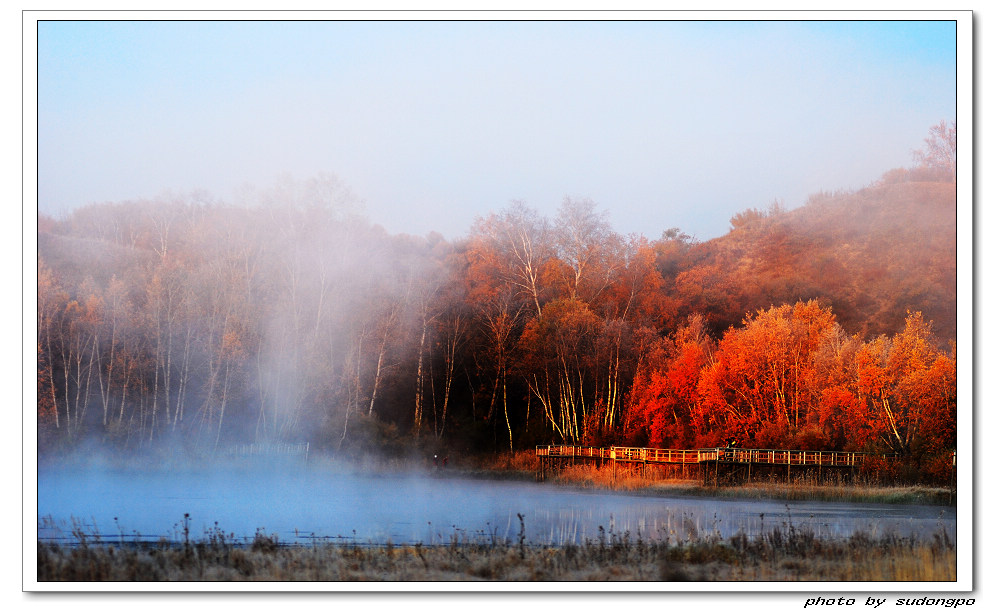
[697,300,839,448]
[626,314,713,447]
[856,312,956,457]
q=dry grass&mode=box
[543,461,954,506]
[37,519,956,582]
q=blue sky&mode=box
[36,18,957,241]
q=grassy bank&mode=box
[476,453,955,506]
[37,522,956,582]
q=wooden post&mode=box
[949,450,956,504]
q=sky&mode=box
[36,17,957,242]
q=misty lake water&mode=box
[37,464,955,546]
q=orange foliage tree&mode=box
[856,312,956,459]
[696,300,839,448]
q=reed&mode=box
[36,516,955,582]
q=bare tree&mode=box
[913,120,956,182]
[470,201,552,316]
[554,197,621,305]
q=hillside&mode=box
[670,179,956,343]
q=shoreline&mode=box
[434,460,957,507]
[36,449,957,507]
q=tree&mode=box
[409,247,447,437]
[856,312,956,456]
[519,298,601,444]
[697,301,839,448]
[462,281,522,451]
[602,235,666,326]
[468,201,552,316]
[553,197,620,306]
[626,314,714,447]
[37,260,64,431]
[912,120,956,182]
[431,253,470,439]
[37,342,58,431]
[807,325,863,450]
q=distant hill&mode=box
[670,179,956,343]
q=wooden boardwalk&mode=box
[223,442,310,468]
[535,445,891,484]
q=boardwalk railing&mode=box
[536,445,611,460]
[610,447,700,464]
[224,442,310,461]
[699,448,890,466]
[536,445,888,467]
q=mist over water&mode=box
[37,464,955,546]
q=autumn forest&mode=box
[36,123,958,483]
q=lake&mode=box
[36,463,955,547]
